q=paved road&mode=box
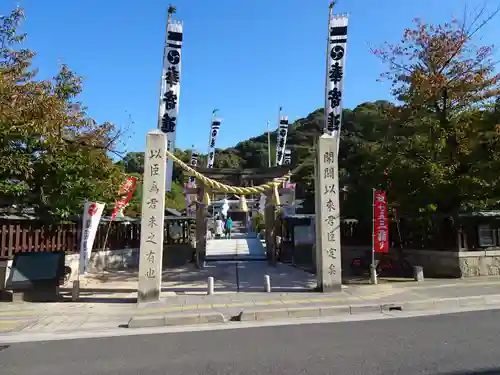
[2,310,500,375]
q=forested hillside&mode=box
[120,96,500,218]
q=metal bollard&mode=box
[71,280,80,301]
[264,275,271,292]
[370,264,378,285]
[413,266,424,282]
[207,276,215,295]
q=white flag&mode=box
[79,201,105,275]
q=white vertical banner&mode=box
[186,149,198,217]
[283,148,292,165]
[207,117,222,168]
[324,12,348,144]
[159,20,183,191]
[188,149,199,184]
[275,116,289,166]
[79,201,105,275]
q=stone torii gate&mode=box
[136,130,341,303]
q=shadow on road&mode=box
[439,369,500,375]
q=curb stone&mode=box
[399,300,436,311]
[128,295,500,327]
[458,296,486,306]
[320,305,351,316]
[485,295,500,304]
[128,312,225,328]
[349,304,382,314]
[127,315,165,329]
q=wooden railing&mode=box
[0,218,195,259]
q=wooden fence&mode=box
[0,218,196,259]
[0,220,140,259]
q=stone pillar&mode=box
[195,185,207,268]
[137,130,167,303]
[264,190,276,266]
[315,134,342,292]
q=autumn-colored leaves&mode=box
[365,8,500,214]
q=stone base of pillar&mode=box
[370,264,378,285]
[316,283,342,293]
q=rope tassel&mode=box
[202,191,211,206]
[272,185,280,206]
[239,195,248,212]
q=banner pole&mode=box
[101,219,113,274]
[102,220,112,252]
[77,199,87,285]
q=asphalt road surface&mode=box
[2,310,500,375]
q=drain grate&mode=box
[388,306,403,312]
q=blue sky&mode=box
[1,0,498,154]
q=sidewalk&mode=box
[1,276,500,336]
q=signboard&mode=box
[6,252,65,290]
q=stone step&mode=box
[206,238,266,261]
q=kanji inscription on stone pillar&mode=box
[138,130,167,303]
[315,134,342,292]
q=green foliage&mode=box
[0,8,125,221]
[165,181,187,212]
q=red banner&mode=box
[373,190,389,253]
[111,176,137,220]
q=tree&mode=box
[165,181,187,211]
[0,8,125,220]
[371,9,500,214]
[118,152,145,174]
